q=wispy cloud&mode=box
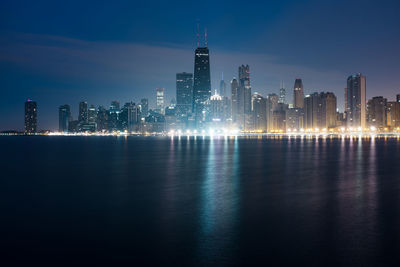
[0,32,350,130]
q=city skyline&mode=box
[2,0,400,130]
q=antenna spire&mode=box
[204,28,207,47]
[196,23,200,48]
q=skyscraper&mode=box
[345,74,366,128]
[108,101,120,131]
[304,93,319,130]
[97,106,108,131]
[397,94,400,103]
[293,78,304,108]
[231,78,239,123]
[24,99,37,134]
[59,104,70,132]
[88,105,97,124]
[272,103,288,132]
[140,98,149,118]
[304,92,337,130]
[176,72,193,117]
[279,81,286,104]
[156,88,165,114]
[193,44,211,125]
[219,73,226,97]
[78,101,88,123]
[322,92,337,129]
[266,94,279,132]
[239,65,251,114]
[209,91,223,122]
[252,93,267,131]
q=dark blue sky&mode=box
[1,0,400,130]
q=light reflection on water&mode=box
[2,136,400,266]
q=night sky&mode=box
[1,0,400,130]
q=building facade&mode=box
[59,104,70,132]
[156,88,165,114]
[25,99,37,133]
[345,74,366,128]
[367,96,387,128]
[252,93,267,132]
[78,101,88,123]
[293,78,304,108]
[193,46,211,125]
[176,72,193,118]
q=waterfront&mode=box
[1,136,400,266]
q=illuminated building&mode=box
[59,104,70,133]
[272,103,288,131]
[156,88,165,114]
[345,74,366,128]
[322,92,337,129]
[293,78,304,108]
[367,96,387,128]
[279,81,286,104]
[304,92,337,130]
[231,78,239,124]
[387,101,400,128]
[78,101,88,123]
[140,98,149,118]
[24,99,37,134]
[96,106,108,131]
[108,101,120,131]
[219,74,227,97]
[176,72,193,118]
[252,93,267,131]
[238,65,252,130]
[193,34,211,125]
[239,65,251,114]
[286,108,304,131]
[266,94,279,132]
[88,105,97,124]
[209,91,224,122]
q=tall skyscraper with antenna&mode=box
[192,27,211,126]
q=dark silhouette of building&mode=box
[78,101,88,123]
[279,81,286,104]
[293,78,304,108]
[345,74,366,128]
[387,101,400,128]
[367,96,387,128]
[231,78,239,124]
[252,93,267,131]
[304,92,337,130]
[59,104,70,132]
[96,106,108,132]
[219,73,226,97]
[140,98,149,118]
[24,99,37,134]
[193,43,211,125]
[176,72,193,118]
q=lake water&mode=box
[1,136,400,266]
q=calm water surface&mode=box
[1,136,400,266]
